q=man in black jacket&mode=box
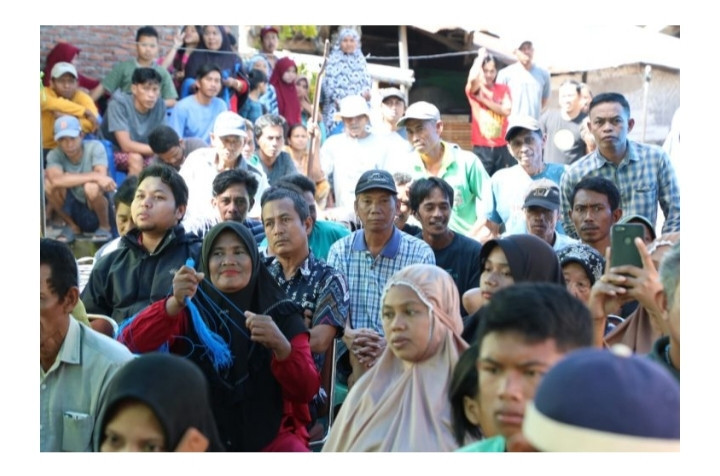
[81,164,202,323]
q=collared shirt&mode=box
[560,140,680,238]
[407,141,493,236]
[40,318,134,452]
[327,227,435,334]
[265,251,350,370]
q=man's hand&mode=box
[84,109,99,131]
[344,327,386,369]
[95,174,117,193]
[245,311,292,360]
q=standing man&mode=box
[81,164,202,324]
[252,114,298,185]
[496,40,550,120]
[41,238,133,451]
[540,80,588,165]
[567,176,623,256]
[408,177,482,317]
[560,92,680,238]
[521,179,577,250]
[399,101,493,242]
[259,26,281,77]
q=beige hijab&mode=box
[323,264,468,452]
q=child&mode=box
[270,57,301,125]
[239,69,268,124]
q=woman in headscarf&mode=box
[118,221,319,452]
[182,26,248,110]
[462,234,565,341]
[245,53,278,115]
[95,353,224,452]
[43,42,100,90]
[320,28,372,135]
[269,57,301,125]
[322,264,468,452]
[556,242,605,306]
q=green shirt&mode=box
[457,435,506,452]
[101,59,178,100]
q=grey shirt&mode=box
[100,90,167,151]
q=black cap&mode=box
[355,169,397,195]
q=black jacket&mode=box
[81,225,202,324]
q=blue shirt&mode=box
[326,227,435,334]
[560,140,680,238]
[167,95,227,144]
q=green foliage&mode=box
[279,26,318,41]
[297,63,319,104]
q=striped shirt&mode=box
[560,140,680,238]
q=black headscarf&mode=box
[94,353,224,452]
[188,221,306,451]
[463,234,565,341]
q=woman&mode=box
[43,42,100,90]
[449,343,484,447]
[295,75,327,144]
[182,26,247,110]
[95,353,224,452]
[283,123,330,207]
[462,234,565,341]
[269,57,301,125]
[118,221,319,452]
[321,28,372,135]
[245,54,278,115]
[323,264,468,452]
[160,25,201,94]
[557,243,605,305]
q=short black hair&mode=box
[114,175,139,208]
[588,92,631,117]
[148,125,180,154]
[254,114,287,139]
[247,68,268,91]
[212,169,259,199]
[449,343,482,446]
[570,176,621,211]
[196,63,222,81]
[260,185,309,222]
[136,26,159,42]
[408,176,454,213]
[276,173,316,196]
[132,67,162,86]
[475,282,593,352]
[40,237,78,299]
[138,164,189,210]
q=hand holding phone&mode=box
[610,224,644,270]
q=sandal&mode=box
[55,226,75,244]
[90,228,113,243]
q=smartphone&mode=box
[610,224,644,269]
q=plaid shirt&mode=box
[327,227,435,335]
[560,140,680,238]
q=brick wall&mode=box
[441,114,472,151]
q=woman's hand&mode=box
[245,311,292,360]
[166,266,205,316]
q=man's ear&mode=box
[627,118,635,133]
[612,208,623,224]
[174,427,209,452]
[175,204,187,223]
[303,215,313,236]
[62,287,80,315]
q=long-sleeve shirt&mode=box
[41,88,98,149]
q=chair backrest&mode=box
[308,338,337,451]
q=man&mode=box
[648,241,680,381]
[148,125,206,171]
[399,101,493,241]
[40,238,133,451]
[167,63,228,144]
[99,67,166,176]
[81,164,202,324]
[327,169,435,385]
[393,172,422,236]
[90,25,177,108]
[261,185,350,369]
[376,87,408,139]
[487,115,567,238]
[180,111,270,234]
[457,282,593,452]
[567,176,623,256]
[320,95,395,221]
[521,179,577,250]
[252,114,298,185]
[539,79,588,165]
[560,92,680,238]
[259,26,281,77]
[264,174,350,260]
[41,62,98,154]
[408,176,482,317]
[210,169,265,244]
[45,116,115,243]
[496,40,550,119]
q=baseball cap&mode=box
[523,181,561,211]
[54,115,82,141]
[522,346,680,452]
[334,95,370,120]
[396,101,441,128]
[51,62,78,79]
[380,87,406,105]
[505,115,542,142]
[213,111,247,138]
[618,214,657,240]
[260,26,279,38]
[355,169,397,195]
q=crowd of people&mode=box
[40,27,680,453]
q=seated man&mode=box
[41,62,98,155]
[520,179,577,250]
[81,164,202,324]
[90,25,177,108]
[209,169,265,244]
[167,63,227,144]
[45,116,116,243]
[148,125,207,171]
[99,67,167,176]
[40,238,133,452]
[251,114,298,186]
[95,175,139,260]
[458,282,593,452]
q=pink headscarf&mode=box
[323,264,468,452]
